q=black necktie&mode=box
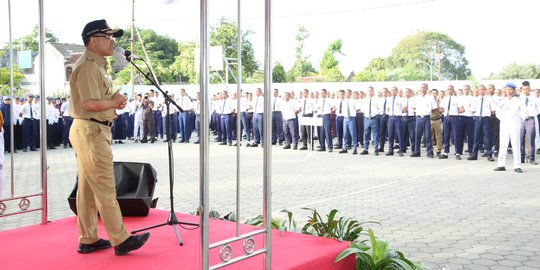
[447,96,452,116]
[369,98,372,116]
[322,99,325,114]
[392,97,395,115]
[479,97,484,116]
[303,99,307,113]
[30,104,33,119]
[339,100,342,114]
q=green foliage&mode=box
[272,62,287,83]
[489,63,540,79]
[115,28,179,84]
[4,25,59,52]
[335,229,416,270]
[244,215,282,229]
[0,66,26,95]
[386,31,471,81]
[210,18,260,83]
[301,208,368,242]
[170,41,197,84]
[320,40,344,82]
[289,25,317,80]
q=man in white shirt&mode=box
[46,97,60,149]
[339,89,358,154]
[316,89,334,152]
[250,88,264,147]
[334,90,346,149]
[455,84,475,159]
[298,89,315,150]
[519,81,537,165]
[401,88,416,154]
[60,96,72,148]
[133,94,144,142]
[271,89,284,145]
[385,87,405,156]
[411,83,437,158]
[495,83,526,173]
[281,91,300,149]
[360,87,380,155]
[219,91,236,146]
[18,94,39,152]
[467,85,495,161]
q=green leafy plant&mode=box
[335,229,416,270]
[244,215,282,229]
[280,209,297,233]
[301,208,374,242]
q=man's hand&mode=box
[112,91,128,109]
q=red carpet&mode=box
[0,210,354,270]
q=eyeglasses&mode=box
[92,35,115,41]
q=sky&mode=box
[1,0,540,79]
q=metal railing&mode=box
[199,0,272,269]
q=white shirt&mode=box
[335,99,346,117]
[252,95,264,114]
[472,95,494,117]
[281,99,300,120]
[402,97,415,117]
[521,95,538,118]
[378,97,389,116]
[342,98,357,118]
[497,96,525,131]
[316,98,333,115]
[299,97,315,115]
[178,96,193,111]
[271,96,282,112]
[457,95,475,117]
[13,103,23,124]
[193,100,200,114]
[60,101,71,117]
[19,102,39,119]
[440,95,459,116]
[386,96,404,116]
[361,97,380,117]
[46,103,59,124]
[219,98,235,114]
[414,94,436,116]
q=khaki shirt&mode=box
[69,49,116,121]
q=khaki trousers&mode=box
[69,119,130,246]
[431,119,442,153]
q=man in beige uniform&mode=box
[70,19,149,256]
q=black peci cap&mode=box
[81,19,124,42]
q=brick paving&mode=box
[1,139,539,269]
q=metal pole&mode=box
[235,0,242,237]
[38,0,48,225]
[200,0,210,269]
[130,0,135,97]
[7,0,15,198]
[263,0,272,268]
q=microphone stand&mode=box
[124,52,198,246]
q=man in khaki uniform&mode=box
[70,19,149,256]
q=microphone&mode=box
[115,46,141,61]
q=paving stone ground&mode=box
[1,139,539,269]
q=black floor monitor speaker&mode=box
[67,161,158,216]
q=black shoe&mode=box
[537,149,540,155]
[410,153,420,157]
[47,146,56,149]
[251,143,259,148]
[531,160,538,165]
[272,142,277,145]
[299,146,308,150]
[328,149,333,153]
[194,141,200,144]
[352,150,358,155]
[283,145,291,149]
[293,144,298,150]
[427,154,434,158]
[63,145,68,148]
[455,154,461,160]
[140,140,148,144]
[385,151,394,156]
[219,142,227,145]
[317,148,326,152]
[487,157,495,162]
[114,233,150,256]
[179,140,185,143]
[374,151,379,156]
[514,168,523,173]
[246,143,251,147]
[467,156,477,160]
[493,167,506,171]
[481,153,487,157]
[398,152,403,157]
[78,239,111,254]
[360,150,369,155]
[117,141,124,144]
[228,142,232,146]
[438,154,448,159]
[279,142,283,146]
[30,148,37,151]
[339,149,347,154]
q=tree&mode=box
[210,18,259,83]
[114,28,179,84]
[320,40,344,82]
[0,66,26,96]
[272,62,287,83]
[289,26,317,80]
[170,41,197,84]
[489,63,540,79]
[6,25,59,52]
[354,57,388,82]
[386,31,471,81]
